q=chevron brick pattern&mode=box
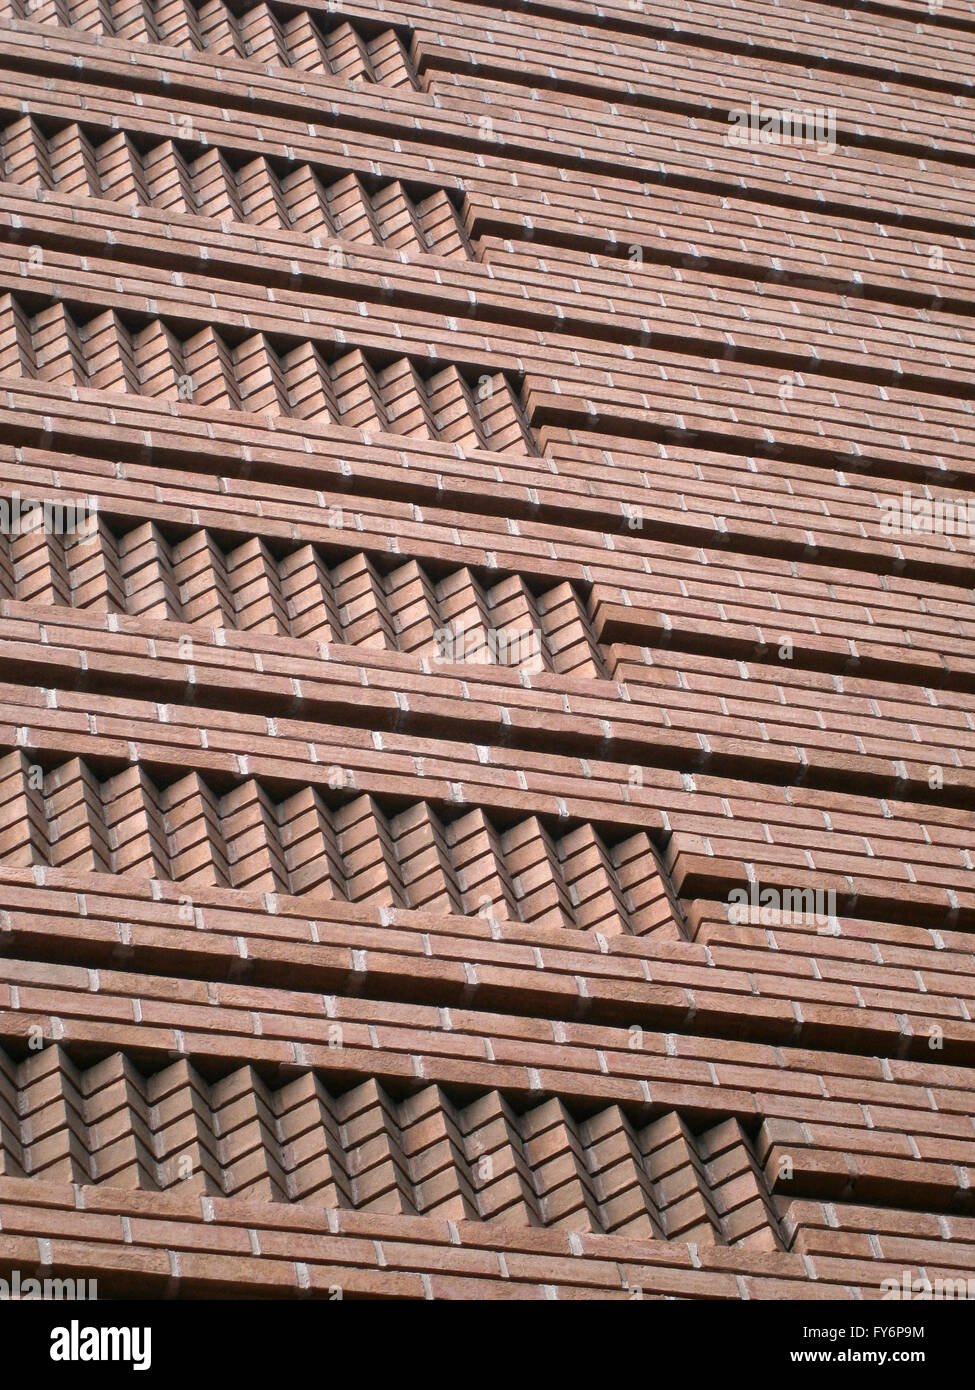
[0,515,602,673]
[0,294,530,448]
[7,1,417,85]
[0,0,972,1309]
[1,113,469,254]
[0,750,682,936]
[0,1045,781,1247]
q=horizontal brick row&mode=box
[5,243,974,485]
[7,57,975,313]
[2,606,972,824]
[9,8,975,229]
[0,673,971,925]
[332,0,975,93]
[2,437,972,677]
[19,0,975,96]
[5,19,975,247]
[7,174,975,401]
[1,427,970,643]
[2,874,972,1054]
[1,392,971,699]
[0,520,602,674]
[392,0,975,157]
[10,0,418,85]
[427,69,972,225]
[0,1175,903,1298]
[21,0,975,145]
[782,1198,975,1274]
[2,955,974,1181]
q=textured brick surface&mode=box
[0,0,972,1301]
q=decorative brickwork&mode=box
[0,0,973,1302]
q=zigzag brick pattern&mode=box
[0,749,680,934]
[0,0,972,1302]
[0,1045,781,1248]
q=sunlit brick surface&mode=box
[0,0,973,1300]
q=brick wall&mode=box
[0,0,973,1300]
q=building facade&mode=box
[0,0,973,1300]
